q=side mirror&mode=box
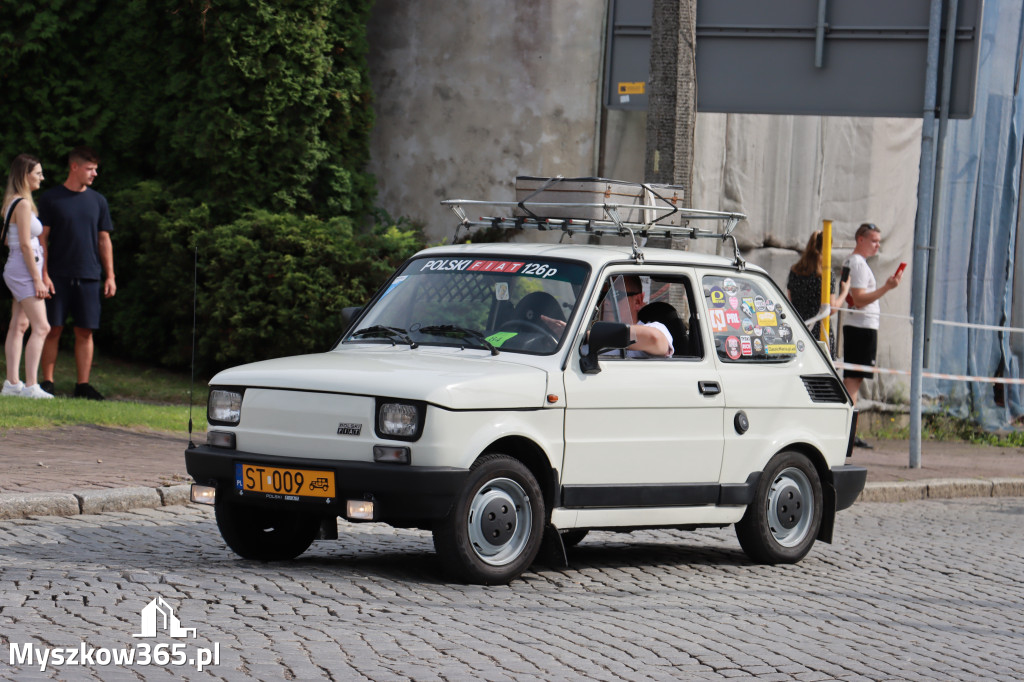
[580,322,631,374]
[341,306,363,336]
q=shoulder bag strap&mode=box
[1,197,24,245]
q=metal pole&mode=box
[814,0,829,68]
[910,0,945,469]
[923,0,960,366]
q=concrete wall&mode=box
[367,0,607,239]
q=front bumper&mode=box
[185,444,468,521]
[832,464,868,511]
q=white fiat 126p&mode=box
[186,178,866,585]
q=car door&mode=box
[560,270,725,508]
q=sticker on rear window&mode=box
[704,274,796,363]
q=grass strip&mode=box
[0,395,205,433]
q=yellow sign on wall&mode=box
[618,82,645,95]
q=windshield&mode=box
[344,255,589,354]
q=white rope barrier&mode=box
[836,308,1024,335]
[931,318,1024,334]
[802,307,1024,336]
[794,302,1023,385]
[834,361,1024,385]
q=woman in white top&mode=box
[2,154,53,399]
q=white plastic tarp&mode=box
[927,0,1024,429]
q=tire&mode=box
[433,454,545,585]
[560,529,589,548]
[215,502,320,561]
[735,451,823,564]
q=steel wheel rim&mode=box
[466,477,532,566]
[767,466,813,547]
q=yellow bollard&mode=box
[821,220,832,345]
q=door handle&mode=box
[698,381,721,396]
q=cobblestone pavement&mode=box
[1,498,1022,681]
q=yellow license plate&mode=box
[235,463,335,499]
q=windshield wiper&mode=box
[350,325,418,348]
[417,325,499,355]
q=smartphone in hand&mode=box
[895,262,907,277]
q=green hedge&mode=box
[195,209,420,371]
[0,0,376,220]
[1,1,417,373]
[100,183,212,370]
[102,183,422,375]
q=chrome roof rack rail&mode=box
[442,198,747,268]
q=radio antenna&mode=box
[187,244,198,449]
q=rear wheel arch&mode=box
[780,442,836,542]
[736,448,825,564]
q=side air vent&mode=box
[801,375,848,403]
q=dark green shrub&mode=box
[0,0,376,220]
[101,182,210,369]
[102,183,423,374]
[200,212,347,369]
[156,0,377,219]
[2,0,403,375]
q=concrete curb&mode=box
[0,484,192,521]
[0,492,81,520]
[857,477,1024,503]
[1,479,1023,521]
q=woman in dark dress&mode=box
[786,230,850,357]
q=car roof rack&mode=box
[441,177,748,268]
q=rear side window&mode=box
[702,274,797,362]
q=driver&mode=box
[610,275,673,357]
[562,275,673,357]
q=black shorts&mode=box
[842,326,877,380]
[46,277,103,330]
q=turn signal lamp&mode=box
[346,499,375,520]
[190,485,216,505]
[207,431,236,449]
[373,445,410,464]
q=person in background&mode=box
[787,230,851,357]
[2,154,54,399]
[842,222,904,448]
[38,146,116,400]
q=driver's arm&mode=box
[540,314,567,335]
[629,323,671,357]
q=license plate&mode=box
[235,463,335,499]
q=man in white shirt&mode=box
[842,223,904,447]
[616,276,674,357]
[553,275,673,357]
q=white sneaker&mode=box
[2,380,25,396]
[21,383,54,399]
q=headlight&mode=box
[208,389,243,425]
[376,400,424,440]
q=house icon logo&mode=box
[133,596,197,639]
